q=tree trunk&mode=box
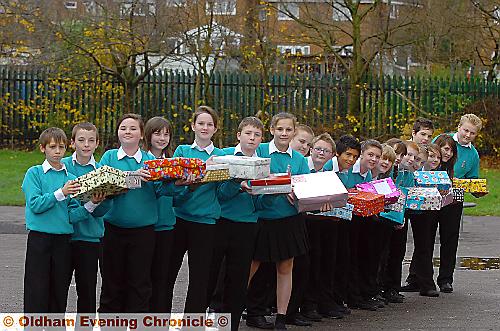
[123,82,136,114]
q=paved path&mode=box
[0,206,499,329]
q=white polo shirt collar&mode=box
[269,139,293,157]
[352,158,369,179]
[42,159,68,175]
[72,152,97,169]
[453,132,472,148]
[117,146,142,163]
[234,144,258,157]
[191,141,215,155]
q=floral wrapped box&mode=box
[312,203,354,220]
[385,189,406,213]
[406,187,442,210]
[347,191,385,217]
[452,178,488,193]
[414,171,452,191]
[143,158,206,181]
[212,155,271,180]
[250,173,292,195]
[356,177,400,205]
[292,171,348,212]
[72,165,128,202]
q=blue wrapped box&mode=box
[414,171,452,191]
[313,203,354,220]
[406,187,442,210]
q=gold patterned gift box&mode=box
[452,178,488,193]
[72,165,128,202]
[200,164,231,183]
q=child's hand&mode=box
[175,174,196,186]
[240,181,252,193]
[320,202,333,212]
[205,156,216,166]
[62,180,81,196]
[135,169,151,182]
[394,224,404,230]
[90,192,106,204]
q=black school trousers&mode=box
[406,211,438,291]
[246,262,276,317]
[24,231,73,313]
[333,219,351,304]
[166,217,215,313]
[432,202,463,286]
[347,215,364,304]
[206,218,257,330]
[150,229,175,313]
[71,240,102,313]
[302,218,338,313]
[382,212,410,292]
[99,223,155,313]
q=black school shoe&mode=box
[348,300,378,311]
[301,310,323,322]
[374,293,390,305]
[366,297,385,308]
[420,289,440,297]
[275,314,287,330]
[400,282,420,292]
[439,283,453,293]
[246,316,274,329]
[319,309,344,319]
[383,289,405,303]
[285,313,313,326]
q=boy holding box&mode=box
[62,122,112,314]
[22,127,105,313]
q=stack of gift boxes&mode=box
[412,171,452,209]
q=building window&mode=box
[277,3,299,20]
[65,1,78,9]
[121,1,156,16]
[206,0,237,15]
[389,5,398,19]
[332,2,351,21]
[277,45,310,56]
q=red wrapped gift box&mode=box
[143,157,206,181]
[249,173,292,195]
[347,190,385,217]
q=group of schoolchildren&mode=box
[22,105,484,330]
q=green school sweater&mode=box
[100,149,183,228]
[62,155,111,242]
[172,144,226,225]
[22,163,91,234]
[255,142,310,220]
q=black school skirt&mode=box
[253,214,309,263]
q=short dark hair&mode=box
[385,138,407,156]
[193,105,219,128]
[413,117,434,133]
[72,122,98,141]
[39,127,68,147]
[336,135,361,156]
[238,116,264,133]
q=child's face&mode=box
[40,138,66,165]
[270,119,295,150]
[72,129,98,160]
[401,147,418,169]
[440,143,454,162]
[413,152,427,171]
[290,130,314,156]
[425,150,440,170]
[118,118,142,148]
[360,146,382,171]
[457,120,479,145]
[337,148,360,171]
[311,140,334,166]
[412,128,433,144]
[150,127,170,152]
[395,152,405,166]
[237,125,263,153]
[378,157,393,174]
[192,113,217,141]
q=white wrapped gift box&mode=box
[213,155,271,180]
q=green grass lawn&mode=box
[1,149,499,216]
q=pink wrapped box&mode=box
[292,171,348,213]
[356,177,400,205]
